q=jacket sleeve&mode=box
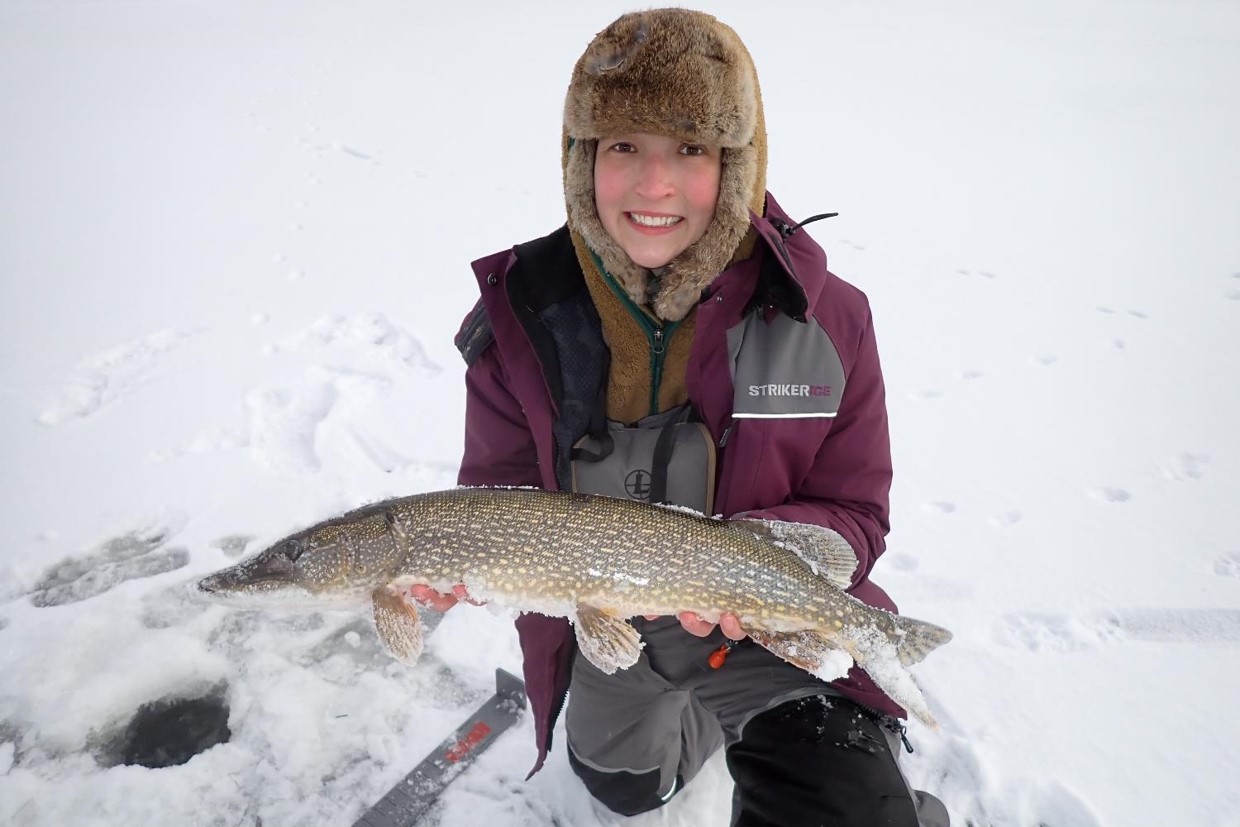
[457,343,542,489]
[737,308,892,591]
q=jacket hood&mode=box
[562,8,769,322]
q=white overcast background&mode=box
[1,1,1238,825]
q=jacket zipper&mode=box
[589,252,681,416]
[619,305,680,416]
[645,319,679,415]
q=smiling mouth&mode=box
[628,212,683,228]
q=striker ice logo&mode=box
[625,469,652,500]
[748,383,833,397]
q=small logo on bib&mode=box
[624,469,652,500]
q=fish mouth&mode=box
[197,549,300,596]
[197,572,286,595]
[196,569,367,608]
[194,574,327,610]
[196,561,306,597]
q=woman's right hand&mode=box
[408,584,482,612]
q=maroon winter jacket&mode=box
[456,192,898,776]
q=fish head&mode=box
[197,522,377,605]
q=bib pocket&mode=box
[571,404,717,515]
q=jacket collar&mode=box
[741,191,833,323]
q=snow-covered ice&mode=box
[2,0,1238,824]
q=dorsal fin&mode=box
[735,518,857,590]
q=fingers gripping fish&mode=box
[198,487,952,725]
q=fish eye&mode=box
[283,539,305,562]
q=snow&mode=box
[1,0,1238,824]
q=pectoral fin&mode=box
[573,604,643,674]
[372,585,424,665]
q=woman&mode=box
[424,9,949,825]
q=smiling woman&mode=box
[441,7,950,826]
[593,134,722,270]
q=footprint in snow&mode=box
[1159,452,1209,481]
[884,553,919,572]
[1032,354,1058,366]
[959,370,983,380]
[1087,486,1131,503]
[998,608,1240,651]
[1215,552,1240,578]
[0,733,19,778]
[900,710,1004,827]
[910,389,943,400]
[145,424,249,465]
[1227,272,1240,300]
[243,368,404,475]
[210,535,255,559]
[1019,780,1105,827]
[38,329,195,426]
[31,528,190,608]
[337,144,375,162]
[245,382,337,475]
[987,510,1022,528]
[923,501,956,515]
[956,780,1103,827]
[1115,608,1240,644]
[995,611,1125,653]
[265,313,441,376]
[1096,306,1149,319]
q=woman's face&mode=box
[593,132,722,270]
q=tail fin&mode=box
[890,616,953,667]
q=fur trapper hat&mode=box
[563,8,768,322]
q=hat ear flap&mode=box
[564,137,651,306]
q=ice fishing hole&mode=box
[111,684,231,768]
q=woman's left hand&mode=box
[643,611,748,640]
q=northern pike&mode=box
[198,487,951,724]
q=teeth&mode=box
[629,213,682,227]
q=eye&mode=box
[680,143,707,157]
[607,141,636,153]
[283,539,305,562]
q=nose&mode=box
[633,153,675,200]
